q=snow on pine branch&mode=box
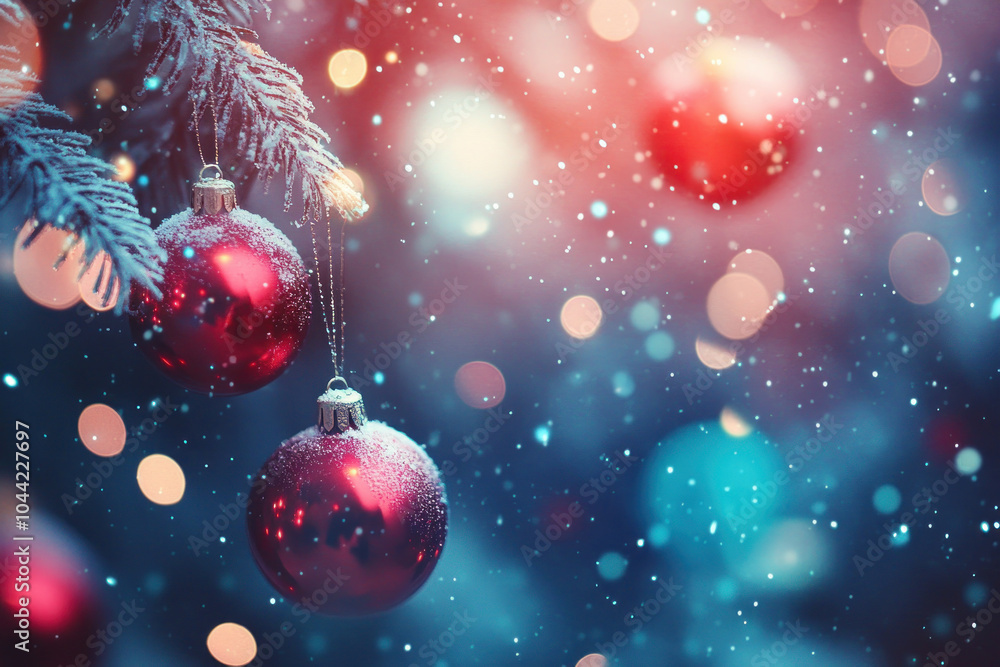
[101,0,369,223]
[0,49,164,311]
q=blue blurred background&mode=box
[2,0,1000,665]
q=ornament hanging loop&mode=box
[326,376,349,392]
[318,377,367,434]
[199,163,223,180]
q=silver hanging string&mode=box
[308,217,347,377]
[336,219,346,377]
[193,92,220,169]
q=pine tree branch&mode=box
[102,0,369,223]
[0,45,165,311]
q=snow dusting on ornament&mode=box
[129,206,310,395]
[247,420,448,616]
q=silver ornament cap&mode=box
[317,377,367,434]
[192,164,236,215]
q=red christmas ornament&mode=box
[247,381,448,616]
[647,38,803,205]
[0,509,106,666]
[129,175,310,395]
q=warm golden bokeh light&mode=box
[111,153,137,182]
[413,88,529,201]
[695,336,738,370]
[454,361,506,409]
[78,404,127,457]
[561,295,603,340]
[385,51,399,64]
[78,251,121,311]
[587,0,640,42]
[921,159,966,217]
[328,49,368,89]
[762,0,819,18]
[13,221,84,310]
[858,0,930,60]
[727,249,784,303]
[886,25,941,87]
[93,78,116,103]
[706,273,772,340]
[137,454,187,505]
[339,168,365,196]
[323,169,369,223]
[888,232,950,305]
[206,622,257,666]
[721,406,753,437]
[885,24,932,69]
[575,654,609,667]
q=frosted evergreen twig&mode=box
[0,31,164,311]
[101,0,369,223]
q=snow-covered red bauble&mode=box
[246,382,448,616]
[129,176,310,395]
[647,37,804,205]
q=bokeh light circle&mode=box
[629,300,660,331]
[612,370,636,398]
[596,551,628,581]
[859,0,931,60]
[137,454,186,505]
[644,421,786,571]
[454,361,506,409]
[575,655,609,667]
[92,78,116,103]
[720,407,753,437]
[885,24,933,68]
[887,26,942,87]
[706,272,772,340]
[695,335,737,370]
[111,153,136,182]
[77,404,127,457]
[644,331,675,361]
[587,0,640,42]
[413,88,529,203]
[921,159,966,216]
[647,523,670,546]
[328,49,368,89]
[339,167,366,196]
[206,622,257,666]
[873,484,902,514]
[955,447,982,475]
[727,249,784,303]
[561,295,603,340]
[13,222,84,310]
[888,232,950,304]
[740,519,830,590]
